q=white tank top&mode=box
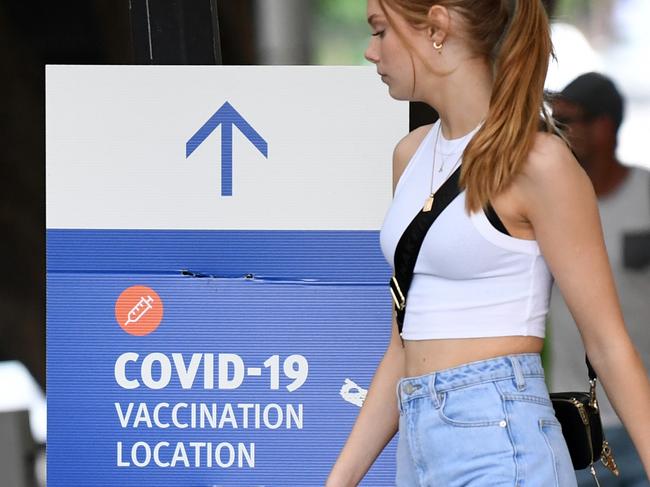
[379,121,554,340]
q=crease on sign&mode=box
[180,270,268,281]
[179,269,387,286]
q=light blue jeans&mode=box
[395,353,578,486]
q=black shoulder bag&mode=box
[389,165,619,482]
[549,359,619,482]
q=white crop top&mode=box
[379,121,554,340]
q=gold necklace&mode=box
[423,124,461,212]
[423,120,481,212]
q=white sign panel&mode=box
[46,66,407,230]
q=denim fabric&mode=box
[395,353,578,486]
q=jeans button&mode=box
[404,383,414,394]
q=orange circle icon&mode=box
[115,285,163,336]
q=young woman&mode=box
[326,0,650,485]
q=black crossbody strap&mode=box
[587,356,597,381]
[391,164,463,337]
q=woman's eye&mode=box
[371,31,385,38]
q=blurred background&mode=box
[1,0,648,485]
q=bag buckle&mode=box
[601,440,620,476]
[589,378,599,410]
[390,276,406,311]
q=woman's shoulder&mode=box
[521,131,581,186]
[516,131,595,220]
[392,123,435,192]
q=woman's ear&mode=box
[427,4,450,45]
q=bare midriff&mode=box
[403,335,544,377]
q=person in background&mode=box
[550,72,650,486]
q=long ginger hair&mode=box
[377,0,559,213]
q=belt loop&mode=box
[429,372,442,409]
[510,355,527,391]
[396,378,404,414]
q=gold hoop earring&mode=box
[433,41,443,53]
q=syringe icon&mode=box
[124,295,154,327]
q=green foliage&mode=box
[313,0,371,65]
[557,0,599,17]
[319,0,367,24]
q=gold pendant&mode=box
[423,193,434,212]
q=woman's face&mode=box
[365,0,422,100]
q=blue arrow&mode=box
[186,101,268,196]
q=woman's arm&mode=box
[326,125,431,486]
[522,133,650,476]
[326,314,405,486]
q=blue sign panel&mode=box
[47,230,395,486]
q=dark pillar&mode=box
[129,0,222,64]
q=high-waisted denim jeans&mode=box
[395,353,578,486]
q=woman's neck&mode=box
[421,57,493,139]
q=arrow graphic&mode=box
[186,101,268,196]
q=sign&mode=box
[46,66,408,486]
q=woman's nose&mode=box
[364,43,378,64]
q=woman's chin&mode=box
[387,85,410,101]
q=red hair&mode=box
[377,0,558,212]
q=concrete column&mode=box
[255,0,312,64]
